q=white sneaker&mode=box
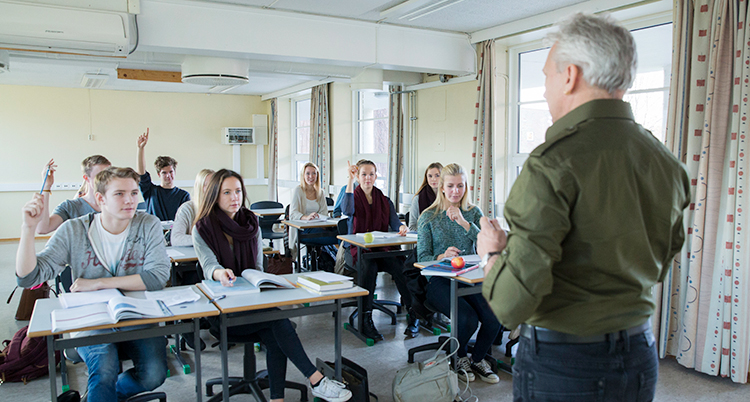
[311,377,353,402]
[471,358,500,384]
[455,356,475,382]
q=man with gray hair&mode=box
[476,13,690,400]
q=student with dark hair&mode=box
[192,169,352,402]
[36,155,112,234]
[135,128,190,221]
[341,160,418,340]
[17,167,170,401]
[408,162,443,231]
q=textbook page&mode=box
[241,269,295,289]
[59,288,123,309]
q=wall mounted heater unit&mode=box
[223,127,261,145]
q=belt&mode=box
[519,321,651,344]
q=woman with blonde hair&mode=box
[289,162,337,259]
[170,169,215,247]
[408,162,443,231]
[417,163,501,384]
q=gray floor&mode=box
[1,240,748,401]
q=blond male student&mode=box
[136,128,190,221]
[36,155,112,234]
[17,167,170,401]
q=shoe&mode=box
[311,377,353,402]
[181,334,206,351]
[471,358,500,384]
[404,308,420,338]
[362,311,384,341]
[455,356,475,382]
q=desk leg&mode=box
[343,246,372,345]
[296,228,302,273]
[48,335,56,402]
[194,319,202,402]
[450,279,458,367]
[335,299,342,381]
[221,314,229,402]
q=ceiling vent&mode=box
[0,49,8,73]
[182,56,249,86]
[81,72,108,88]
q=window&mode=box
[292,96,311,180]
[507,22,673,192]
[353,89,390,191]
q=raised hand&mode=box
[21,193,46,228]
[42,159,57,191]
[347,160,358,181]
[136,128,149,149]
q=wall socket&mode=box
[51,182,80,190]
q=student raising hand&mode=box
[21,193,45,228]
[41,159,57,192]
[137,128,149,149]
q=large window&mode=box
[292,96,311,180]
[354,89,390,191]
[508,22,673,190]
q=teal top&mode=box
[417,205,483,262]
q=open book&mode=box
[421,260,480,277]
[59,288,123,308]
[51,296,173,332]
[201,269,295,298]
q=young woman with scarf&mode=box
[408,162,443,231]
[340,160,419,340]
[417,164,501,384]
[192,169,352,402]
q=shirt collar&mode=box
[532,99,635,156]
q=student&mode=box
[417,163,501,384]
[170,169,215,247]
[408,162,443,231]
[192,169,352,402]
[16,167,171,401]
[332,160,363,218]
[341,160,419,340]
[289,162,337,258]
[36,155,112,234]
[136,128,190,221]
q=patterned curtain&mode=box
[310,84,331,192]
[471,40,495,217]
[268,98,279,201]
[388,85,405,205]
[660,0,750,383]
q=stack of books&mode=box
[420,260,480,277]
[296,272,353,294]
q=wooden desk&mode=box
[28,286,220,402]
[337,233,417,345]
[282,218,342,271]
[197,275,368,402]
[250,208,285,217]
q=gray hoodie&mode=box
[17,212,170,291]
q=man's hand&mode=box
[70,278,102,292]
[478,217,507,258]
[21,193,45,229]
[137,128,149,149]
[42,159,57,191]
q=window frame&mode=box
[291,94,311,181]
[352,88,390,192]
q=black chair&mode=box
[250,201,285,247]
[326,197,334,206]
[205,327,308,402]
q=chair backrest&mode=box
[250,201,283,238]
[337,219,349,236]
[326,197,334,206]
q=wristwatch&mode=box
[478,251,503,271]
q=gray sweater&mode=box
[17,212,170,291]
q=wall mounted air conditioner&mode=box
[0,1,133,57]
[223,127,268,145]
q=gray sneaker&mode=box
[455,356,475,382]
[311,377,353,402]
[471,358,500,384]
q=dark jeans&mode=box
[361,256,412,312]
[300,227,338,246]
[425,277,501,361]
[513,328,658,402]
[209,309,317,399]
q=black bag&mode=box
[317,357,377,402]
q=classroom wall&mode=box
[0,85,270,239]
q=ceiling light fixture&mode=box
[81,73,109,88]
[401,0,467,21]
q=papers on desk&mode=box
[145,287,201,306]
[297,272,353,293]
[166,248,186,258]
[421,260,480,277]
[59,288,123,308]
[201,269,295,298]
[357,231,403,240]
[441,254,481,265]
[405,231,418,239]
[52,296,173,332]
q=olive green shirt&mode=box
[482,99,691,335]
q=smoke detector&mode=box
[182,56,250,86]
[0,50,9,73]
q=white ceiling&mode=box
[0,0,663,96]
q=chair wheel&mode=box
[433,328,441,336]
[366,338,375,347]
[343,323,350,330]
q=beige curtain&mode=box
[471,40,495,217]
[310,84,331,192]
[268,98,278,201]
[388,85,405,205]
[660,0,750,383]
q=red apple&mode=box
[451,257,465,269]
